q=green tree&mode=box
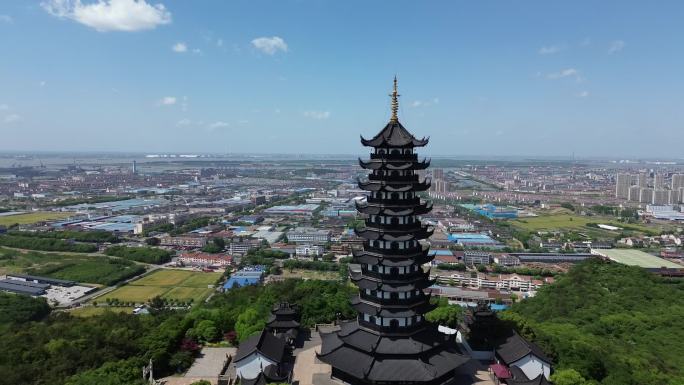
[235,307,266,341]
[551,369,590,385]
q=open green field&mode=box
[512,214,658,235]
[100,269,221,304]
[67,306,134,317]
[593,249,682,269]
[0,247,144,285]
[0,211,74,226]
[281,269,341,281]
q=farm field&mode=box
[100,269,221,304]
[0,247,144,285]
[512,214,659,235]
[0,211,73,226]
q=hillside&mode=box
[502,259,684,385]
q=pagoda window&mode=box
[404,148,412,154]
[390,319,399,329]
[391,217,399,225]
[372,265,378,272]
[377,149,386,155]
[390,267,399,276]
[391,192,399,200]
[391,149,400,155]
[391,241,399,250]
[383,291,390,299]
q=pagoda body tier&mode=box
[317,79,471,385]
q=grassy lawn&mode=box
[68,306,134,317]
[281,269,341,281]
[512,214,659,235]
[132,269,194,286]
[0,247,144,285]
[100,286,168,303]
[99,269,221,304]
[0,211,74,226]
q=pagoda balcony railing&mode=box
[367,174,419,182]
[363,220,424,232]
[361,268,425,281]
[366,196,421,205]
[364,244,423,255]
[369,153,418,161]
[357,318,426,334]
[359,292,429,306]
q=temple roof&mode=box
[234,330,287,364]
[317,323,470,383]
[496,332,552,365]
[361,121,429,148]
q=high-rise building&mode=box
[637,172,649,188]
[433,168,444,179]
[672,174,684,191]
[615,173,632,199]
[628,185,641,202]
[653,189,671,205]
[654,174,665,189]
[318,79,470,385]
[132,160,137,174]
[639,187,654,204]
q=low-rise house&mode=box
[178,252,232,267]
[234,329,290,385]
[495,332,552,382]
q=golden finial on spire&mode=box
[390,75,400,122]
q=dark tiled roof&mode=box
[234,330,287,363]
[496,332,552,365]
[318,321,471,383]
[361,121,429,148]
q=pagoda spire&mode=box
[390,76,400,122]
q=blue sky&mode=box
[1,1,683,157]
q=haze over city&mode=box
[1,0,683,157]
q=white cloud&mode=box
[207,121,229,129]
[608,40,626,54]
[0,104,8,111]
[0,14,13,24]
[176,118,192,126]
[39,80,47,87]
[410,98,439,108]
[172,42,187,53]
[4,114,22,123]
[577,91,590,98]
[216,38,223,47]
[181,96,188,112]
[192,48,201,54]
[41,0,171,32]
[251,36,288,55]
[538,45,562,55]
[547,68,582,81]
[580,37,591,47]
[303,110,330,120]
[159,96,176,105]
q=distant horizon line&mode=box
[0,149,682,163]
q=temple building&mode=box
[265,302,301,345]
[317,78,472,385]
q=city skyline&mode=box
[1,1,684,157]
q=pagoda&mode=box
[317,78,472,385]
